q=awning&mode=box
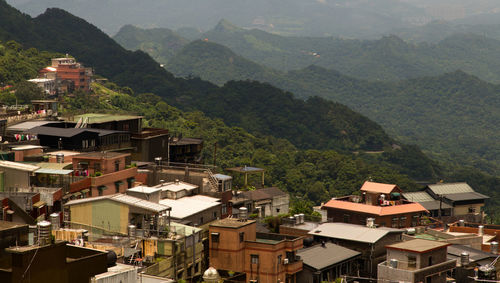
[391,192,401,197]
[62,194,72,200]
[115,180,124,185]
[33,201,46,208]
[72,192,82,197]
[80,189,90,194]
[35,168,73,175]
[98,185,107,191]
[127,178,135,183]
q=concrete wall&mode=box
[69,199,129,234]
[454,203,484,216]
[0,167,30,189]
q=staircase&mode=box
[205,169,219,192]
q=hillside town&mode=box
[0,56,497,283]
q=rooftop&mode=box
[240,187,287,201]
[210,218,256,229]
[27,126,127,138]
[427,182,475,195]
[443,192,489,202]
[0,160,40,172]
[170,137,203,145]
[93,263,137,280]
[403,191,436,203]
[72,113,142,124]
[309,223,403,244]
[7,120,60,132]
[127,186,161,194]
[75,151,129,160]
[360,181,400,194]
[298,243,361,270]
[226,166,264,173]
[156,181,198,192]
[386,239,450,253]
[323,199,427,216]
[65,194,170,213]
[447,244,496,263]
[0,220,28,232]
[159,195,221,219]
[214,173,232,181]
[11,145,44,151]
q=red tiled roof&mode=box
[360,181,400,194]
[323,199,428,216]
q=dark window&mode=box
[469,207,476,213]
[240,232,245,242]
[200,217,204,224]
[195,263,199,273]
[213,211,217,219]
[115,182,120,193]
[426,276,431,283]
[278,255,282,265]
[400,216,407,228]
[391,217,398,228]
[412,215,419,226]
[343,214,350,223]
[115,161,120,172]
[428,256,433,266]
[98,188,104,196]
[211,232,219,243]
[94,162,101,172]
[251,254,259,264]
[408,255,416,268]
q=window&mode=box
[195,263,199,273]
[343,214,350,223]
[211,232,219,243]
[240,232,245,242]
[200,217,204,224]
[123,124,129,131]
[412,215,419,226]
[399,216,407,228]
[251,254,259,265]
[408,255,416,268]
[115,161,120,172]
[276,208,280,213]
[469,207,476,213]
[213,211,217,219]
[115,182,121,193]
[428,256,433,266]
[222,204,227,215]
[391,217,398,228]
[278,255,282,265]
[94,162,101,172]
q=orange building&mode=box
[69,152,137,197]
[209,218,303,283]
[39,57,93,93]
[322,181,428,228]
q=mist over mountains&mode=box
[6,0,500,38]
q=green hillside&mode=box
[161,40,500,176]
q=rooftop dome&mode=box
[203,267,221,282]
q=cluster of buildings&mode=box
[0,56,496,283]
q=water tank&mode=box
[459,219,465,227]
[478,225,484,236]
[389,259,398,268]
[460,252,470,266]
[49,212,60,230]
[239,207,248,221]
[106,250,117,267]
[128,225,136,240]
[112,236,120,246]
[490,241,498,254]
[366,218,375,228]
[56,153,64,163]
[299,213,305,224]
[288,216,295,226]
[154,157,162,166]
[203,267,221,283]
[294,214,300,225]
[37,220,52,246]
[407,228,416,235]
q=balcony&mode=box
[284,259,303,274]
[378,259,456,282]
[90,167,137,187]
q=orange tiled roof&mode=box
[360,181,400,194]
[323,199,428,216]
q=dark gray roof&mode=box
[418,201,453,211]
[444,192,489,202]
[298,243,361,270]
[403,191,435,202]
[447,244,496,263]
[427,183,474,195]
[27,126,126,138]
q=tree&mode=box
[14,81,43,104]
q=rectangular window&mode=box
[408,255,416,268]
[240,232,245,242]
[195,263,199,273]
[412,215,419,226]
[400,216,407,228]
[469,207,476,213]
[278,255,282,265]
[115,161,120,172]
[211,232,219,243]
[222,204,227,215]
[391,217,398,228]
[251,254,259,265]
[343,214,350,223]
[94,162,101,172]
[213,211,217,219]
[115,182,120,193]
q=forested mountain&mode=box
[144,39,500,176]
[0,0,436,177]
[114,21,500,84]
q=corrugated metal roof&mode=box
[7,121,60,132]
[127,186,161,194]
[159,196,221,219]
[157,181,198,192]
[0,161,40,172]
[403,191,435,202]
[360,181,399,194]
[35,168,73,175]
[444,192,489,202]
[448,244,496,262]
[214,174,232,181]
[427,183,475,195]
[298,242,361,270]
[418,201,453,211]
[65,194,170,213]
[308,223,403,244]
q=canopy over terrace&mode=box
[33,162,74,193]
[225,165,265,188]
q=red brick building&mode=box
[39,57,93,93]
[322,181,428,228]
[209,218,303,283]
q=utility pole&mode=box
[213,142,217,167]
